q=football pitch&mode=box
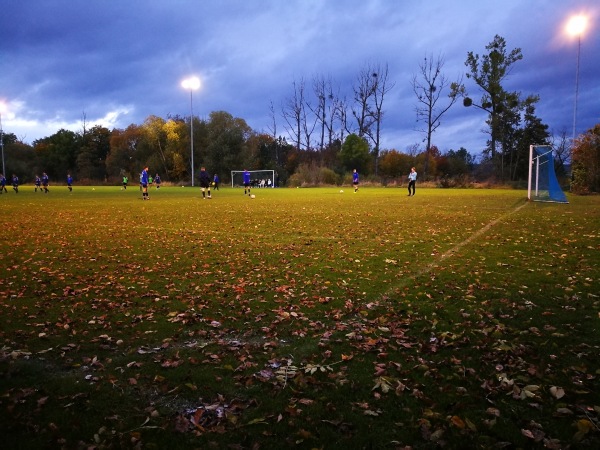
[1,186,599,449]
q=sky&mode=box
[1,0,598,157]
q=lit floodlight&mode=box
[181,76,201,91]
[566,15,588,37]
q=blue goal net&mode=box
[528,145,568,203]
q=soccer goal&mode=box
[231,170,275,188]
[527,145,568,203]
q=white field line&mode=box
[384,200,529,294]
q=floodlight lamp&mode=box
[566,15,588,37]
[181,76,201,91]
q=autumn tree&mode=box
[379,149,412,180]
[106,124,143,179]
[571,123,600,194]
[412,54,461,179]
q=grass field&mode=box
[1,185,599,449]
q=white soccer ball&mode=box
[339,190,344,193]
[250,194,256,199]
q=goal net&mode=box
[527,145,568,203]
[231,170,275,188]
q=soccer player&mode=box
[243,169,251,196]
[122,175,128,189]
[12,174,19,193]
[154,174,161,189]
[198,167,212,199]
[213,173,220,190]
[34,175,41,192]
[67,174,73,192]
[41,172,50,193]
[352,169,359,193]
[408,167,417,196]
[0,174,7,193]
[141,166,150,200]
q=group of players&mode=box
[0,172,74,194]
[2,167,418,198]
[137,166,222,200]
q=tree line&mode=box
[2,35,597,190]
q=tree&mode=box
[282,78,307,152]
[511,97,549,180]
[205,111,252,180]
[571,124,600,194]
[367,64,394,176]
[77,125,111,180]
[379,149,412,180]
[2,134,35,181]
[106,124,143,179]
[339,133,370,173]
[455,35,523,163]
[551,130,571,178]
[412,54,461,179]
[34,129,81,181]
[351,63,378,139]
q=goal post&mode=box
[231,170,275,188]
[528,145,568,203]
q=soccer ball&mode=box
[339,190,344,193]
[250,194,256,199]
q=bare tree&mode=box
[552,129,571,176]
[305,75,330,152]
[282,78,305,151]
[366,63,394,175]
[334,95,349,144]
[412,54,461,178]
[351,63,378,138]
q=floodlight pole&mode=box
[188,88,195,187]
[572,34,581,144]
[181,77,200,187]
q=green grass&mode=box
[1,185,599,449]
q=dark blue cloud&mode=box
[1,0,598,154]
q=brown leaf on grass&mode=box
[450,415,465,429]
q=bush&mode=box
[287,164,340,187]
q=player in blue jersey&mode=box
[213,173,220,190]
[41,172,50,193]
[34,175,41,192]
[154,174,161,189]
[243,169,251,196]
[0,174,7,193]
[352,169,359,193]
[12,174,19,193]
[141,166,150,200]
[67,174,73,192]
[198,167,212,199]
